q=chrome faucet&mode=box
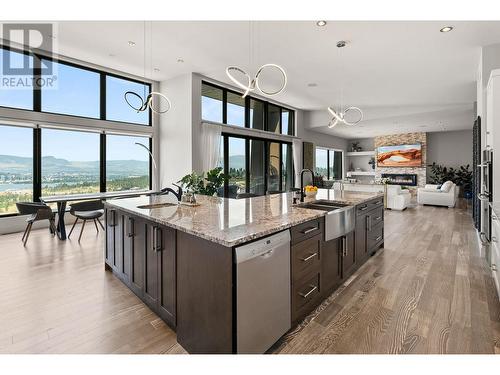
[300,168,315,202]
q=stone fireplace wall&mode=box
[374,132,427,188]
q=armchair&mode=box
[386,185,411,211]
[417,182,458,208]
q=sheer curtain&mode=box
[201,123,222,172]
[292,138,302,188]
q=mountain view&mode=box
[0,155,149,214]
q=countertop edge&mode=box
[103,200,326,248]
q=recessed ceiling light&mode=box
[336,40,348,48]
[316,21,327,27]
[109,53,116,57]
[307,83,318,87]
[128,40,136,46]
[440,26,453,33]
[177,58,184,63]
[153,68,160,72]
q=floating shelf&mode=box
[346,171,376,176]
[346,151,375,157]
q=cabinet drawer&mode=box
[356,202,371,216]
[367,221,384,251]
[367,207,384,228]
[292,234,321,281]
[292,272,321,322]
[368,197,384,208]
[291,218,323,244]
[357,198,383,216]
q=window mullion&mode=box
[100,133,106,192]
[33,128,41,202]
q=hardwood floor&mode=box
[275,203,500,354]
[0,204,498,354]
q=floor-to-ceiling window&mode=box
[0,46,153,216]
[201,81,296,197]
[41,129,100,198]
[106,135,150,191]
[228,137,246,195]
[0,124,33,215]
[221,134,293,197]
[41,60,101,118]
[249,139,265,195]
[315,147,344,180]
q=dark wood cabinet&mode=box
[340,231,356,279]
[130,217,146,297]
[321,235,341,296]
[355,211,369,262]
[104,209,176,329]
[291,227,323,325]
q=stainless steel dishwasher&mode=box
[235,230,291,354]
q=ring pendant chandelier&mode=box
[226,22,287,98]
[124,21,171,115]
[328,40,363,128]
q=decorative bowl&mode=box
[305,190,317,198]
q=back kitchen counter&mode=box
[103,189,384,353]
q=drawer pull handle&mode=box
[299,285,318,299]
[374,235,382,242]
[300,253,317,262]
[375,216,382,221]
[127,217,135,237]
[301,227,318,234]
[359,206,369,211]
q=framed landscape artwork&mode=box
[377,144,422,167]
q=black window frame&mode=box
[0,45,153,127]
[201,81,295,136]
[0,46,153,217]
[220,132,294,197]
[315,147,344,181]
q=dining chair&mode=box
[68,200,105,242]
[16,202,57,246]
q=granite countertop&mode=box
[104,189,383,247]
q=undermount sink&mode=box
[296,200,354,241]
[137,202,178,209]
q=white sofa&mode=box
[417,182,458,208]
[386,185,411,210]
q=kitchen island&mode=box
[103,189,384,353]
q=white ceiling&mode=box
[15,21,500,138]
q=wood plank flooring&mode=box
[0,203,498,354]
[275,203,500,354]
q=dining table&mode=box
[40,190,156,240]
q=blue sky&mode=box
[1,48,152,162]
[378,144,421,153]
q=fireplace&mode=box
[381,173,417,186]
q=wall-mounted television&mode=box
[377,144,422,167]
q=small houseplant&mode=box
[178,167,229,197]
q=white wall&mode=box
[158,74,195,188]
[427,130,473,168]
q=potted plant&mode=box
[178,167,229,197]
